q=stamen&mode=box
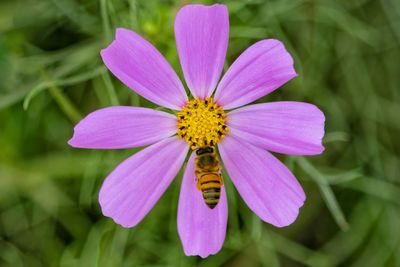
[177,97,229,149]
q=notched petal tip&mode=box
[178,3,228,12]
[99,47,109,58]
[67,136,77,148]
[272,197,306,228]
[183,250,219,259]
[311,105,326,155]
[115,27,132,38]
[99,204,137,228]
[100,33,120,58]
[313,144,325,156]
[263,39,298,78]
[67,125,85,149]
[99,27,131,42]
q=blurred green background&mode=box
[1,0,399,266]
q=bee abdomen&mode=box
[199,174,221,209]
[202,187,221,209]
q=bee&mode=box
[195,146,224,209]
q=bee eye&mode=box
[196,148,206,155]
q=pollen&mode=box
[177,97,229,149]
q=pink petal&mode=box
[99,137,188,228]
[101,28,188,110]
[219,136,305,227]
[68,106,177,149]
[178,152,227,258]
[227,102,325,155]
[174,4,229,99]
[214,39,297,110]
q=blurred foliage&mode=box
[1,0,400,266]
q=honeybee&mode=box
[195,146,224,209]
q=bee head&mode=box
[196,147,214,156]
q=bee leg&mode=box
[219,175,224,186]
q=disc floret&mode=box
[177,97,229,149]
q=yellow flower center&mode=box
[177,97,229,149]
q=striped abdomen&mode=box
[198,173,222,209]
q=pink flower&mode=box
[68,4,325,258]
